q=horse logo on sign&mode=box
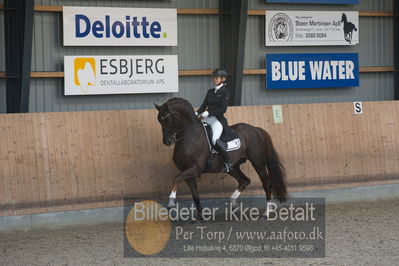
[268,13,294,42]
[341,13,358,44]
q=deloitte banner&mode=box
[63,7,177,46]
[266,53,359,89]
[265,0,358,4]
[64,55,178,95]
[266,11,358,46]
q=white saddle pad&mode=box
[201,122,241,153]
[211,138,241,154]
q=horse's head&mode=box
[274,21,287,40]
[154,98,196,146]
[154,102,179,146]
[341,13,347,23]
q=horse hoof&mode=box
[167,199,176,209]
[262,210,270,219]
[230,200,239,210]
[195,215,204,222]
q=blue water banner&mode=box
[265,0,359,4]
[266,53,359,89]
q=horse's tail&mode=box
[262,130,288,202]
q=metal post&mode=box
[4,0,34,113]
[219,0,248,106]
[395,0,399,100]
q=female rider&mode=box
[196,69,235,173]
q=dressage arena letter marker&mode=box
[354,102,363,114]
[273,105,284,124]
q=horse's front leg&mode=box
[185,177,203,221]
[167,167,202,212]
[168,183,177,208]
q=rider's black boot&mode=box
[215,139,234,173]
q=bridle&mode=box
[161,108,201,142]
[174,124,201,142]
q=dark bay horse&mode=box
[155,98,287,220]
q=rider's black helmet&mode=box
[212,68,228,78]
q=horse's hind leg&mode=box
[254,167,272,200]
[228,165,251,208]
[247,149,272,202]
[253,166,273,217]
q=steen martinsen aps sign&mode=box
[265,11,359,46]
[266,53,359,89]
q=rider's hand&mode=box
[195,111,198,116]
[201,111,209,118]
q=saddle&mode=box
[201,122,241,153]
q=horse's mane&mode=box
[165,97,194,111]
[162,97,198,122]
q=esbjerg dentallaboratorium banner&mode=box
[266,53,359,89]
[64,55,178,95]
[265,0,359,4]
[63,6,177,46]
[266,11,359,46]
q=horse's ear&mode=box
[154,103,161,111]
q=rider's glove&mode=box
[201,111,209,118]
[195,111,198,116]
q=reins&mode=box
[173,122,202,142]
[162,103,203,142]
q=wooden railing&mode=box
[1,102,399,216]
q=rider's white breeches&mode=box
[202,116,223,145]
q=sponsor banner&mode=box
[63,6,177,46]
[64,55,178,95]
[266,53,359,89]
[265,0,358,4]
[266,11,359,46]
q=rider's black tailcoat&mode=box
[197,85,237,142]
